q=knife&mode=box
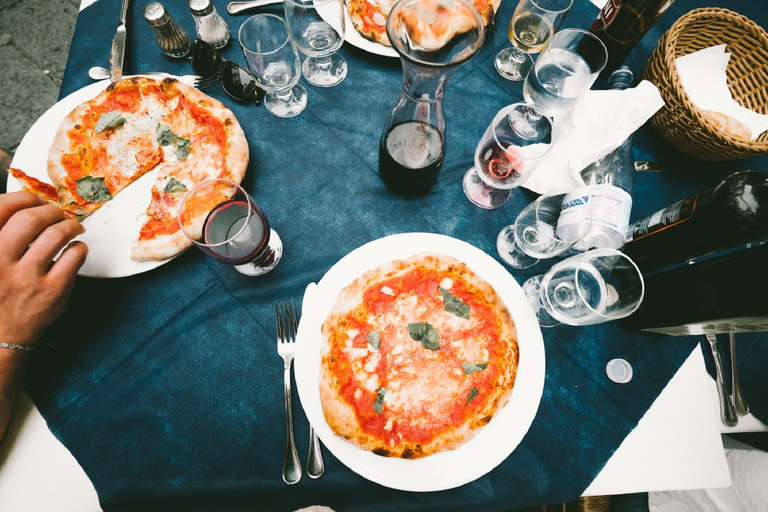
[227,0,283,15]
[109,0,132,82]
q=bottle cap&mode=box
[189,0,214,16]
[606,358,633,383]
[144,3,169,25]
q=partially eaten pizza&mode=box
[10,76,248,262]
[347,0,500,48]
[319,253,518,459]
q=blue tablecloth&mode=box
[21,0,768,510]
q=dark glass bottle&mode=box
[589,0,677,75]
[620,242,768,335]
[623,171,768,273]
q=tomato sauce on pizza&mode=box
[320,253,518,459]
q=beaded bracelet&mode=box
[0,342,42,352]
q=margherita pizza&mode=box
[319,253,518,459]
[10,76,248,262]
[347,0,500,48]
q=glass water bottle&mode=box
[378,0,485,196]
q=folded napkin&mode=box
[522,81,665,195]
[676,44,768,141]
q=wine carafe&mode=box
[378,0,485,196]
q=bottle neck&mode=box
[400,60,457,103]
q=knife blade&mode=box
[109,0,132,82]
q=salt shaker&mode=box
[143,3,192,58]
[188,0,230,49]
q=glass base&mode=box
[235,229,283,276]
[264,85,308,118]
[494,46,533,81]
[302,54,347,88]
[496,225,539,269]
[522,275,560,328]
[462,167,511,209]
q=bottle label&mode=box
[591,0,621,31]
[557,185,633,250]
[625,183,717,242]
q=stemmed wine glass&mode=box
[178,179,283,276]
[523,28,607,118]
[495,0,572,81]
[496,191,591,269]
[239,14,308,118]
[522,248,644,327]
[283,0,347,88]
[463,102,554,209]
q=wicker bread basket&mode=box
[643,8,768,161]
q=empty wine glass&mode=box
[239,14,308,118]
[522,248,644,327]
[523,28,607,118]
[496,191,591,269]
[463,102,554,209]
[178,179,283,276]
[284,0,347,88]
[495,0,572,81]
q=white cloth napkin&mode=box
[676,44,768,141]
[521,81,665,195]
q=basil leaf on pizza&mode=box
[439,287,470,319]
[408,322,440,351]
[75,176,111,202]
[163,177,187,193]
[320,253,519,459]
[94,111,125,133]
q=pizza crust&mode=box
[320,253,518,459]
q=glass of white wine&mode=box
[495,0,572,81]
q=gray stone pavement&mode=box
[0,0,80,152]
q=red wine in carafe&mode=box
[203,200,269,264]
[379,121,444,196]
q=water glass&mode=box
[522,28,607,118]
[522,248,644,327]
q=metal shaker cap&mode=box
[144,3,170,25]
[189,0,214,16]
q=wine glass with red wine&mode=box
[463,102,554,209]
[178,179,283,276]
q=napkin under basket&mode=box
[643,8,768,161]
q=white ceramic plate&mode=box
[315,0,398,58]
[294,233,545,492]
[8,81,178,278]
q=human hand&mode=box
[0,192,88,347]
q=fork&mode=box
[88,66,214,89]
[275,301,302,484]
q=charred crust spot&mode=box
[224,118,234,126]
[480,415,492,426]
[373,447,390,457]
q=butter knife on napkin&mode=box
[109,0,132,82]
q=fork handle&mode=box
[282,364,302,484]
[307,425,325,479]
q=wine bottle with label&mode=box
[556,67,635,251]
[589,0,677,75]
[623,170,768,273]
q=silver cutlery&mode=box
[109,0,131,82]
[88,66,214,89]
[227,0,283,15]
[727,332,750,416]
[275,301,302,485]
[705,333,738,427]
[286,307,325,478]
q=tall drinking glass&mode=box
[495,0,572,81]
[463,102,554,209]
[522,28,607,118]
[239,14,308,118]
[284,0,347,88]
[178,179,283,276]
[522,248,644,327]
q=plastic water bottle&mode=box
[556,67,635,251]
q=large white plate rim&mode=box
[8,80,179,278]
[294,232,545,492]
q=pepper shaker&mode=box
[189,0,230,49]
[143,3,192,58]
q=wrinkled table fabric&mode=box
[20,0,768,510]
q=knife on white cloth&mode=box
[109,0,132,82]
